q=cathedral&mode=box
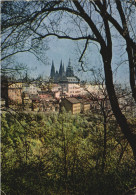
[50,59,79,83]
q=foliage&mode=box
[2,0,136,159]
[1,111,136,194]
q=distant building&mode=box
[50,59,80,97]
[60,97,81,114]
[54,91,61,99]
[80,101,90,112]
[8,82,23,104]
[50,59,79,84]
[38,91,54,101]
[22,83,41,95]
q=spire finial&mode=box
[68,58,71,66]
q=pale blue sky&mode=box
[2,1,131,85]
[15,35,129,85]
[16,37,101,80]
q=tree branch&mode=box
[79,38,89,72]
[32,32,98,42]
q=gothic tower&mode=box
[62,63,65,77]
[59,60,63,77]
[50,60,55,78]
[66,59,74,77]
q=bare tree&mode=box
[92,0,136,101]
[1,1,136,160]
[1,1,49,62]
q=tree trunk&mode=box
[127,45,136,102]
[102,49,136,160]
[102,108,107,172]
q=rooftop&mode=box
[65,97,80,104]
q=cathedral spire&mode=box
[50,60,55,78]
[59,60,63,77]
[63,63,65,71]
[66,58,74,77]
[68,58,71,67]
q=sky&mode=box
[15,35,129,85]
[3,1,130,85]
[15,37,102,81]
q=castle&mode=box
[50,59,79,83]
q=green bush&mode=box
[1,112,136,194]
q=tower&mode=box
[59,60,63,77]
[50,60,55,78]
[66,59,74,77]
[62,63,65,77]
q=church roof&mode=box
[50,59,80,83]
